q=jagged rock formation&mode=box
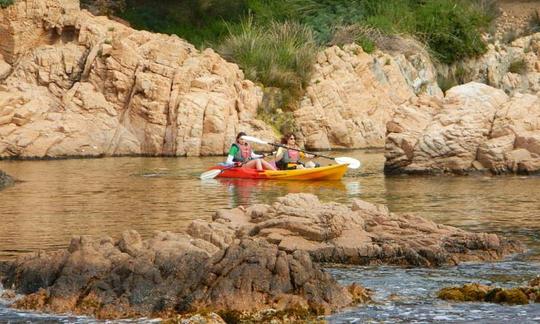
[0,170,14,190]
[385,82,540,174]
[438,33,540,95]
[1,234,368,320]
[1,0,539,159]
[0,0,274,158]
[295,43,443,150]
[205,193,523,266]
[0,193,522,319]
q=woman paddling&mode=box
[275,133,317,170]
[225,132,276,171]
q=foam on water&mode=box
[327,260,540,323]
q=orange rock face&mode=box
[385,82,540,174]
[0,0,274,158]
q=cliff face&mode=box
[385,82,540,175]
[0,0,274,158]
[0,0,448,157]
[294,42,443,150]
[1,0,539,159]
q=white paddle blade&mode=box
[200,169,222,180]
[241,135,269,145]
[334,157,361,169]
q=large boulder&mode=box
[385,82,540,174]
[2,232,367,320]
[0,0,274,158]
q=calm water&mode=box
[1,150,539,322]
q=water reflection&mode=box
[213,178,350,208]
[1,151,539,260]
[2,151,540,322]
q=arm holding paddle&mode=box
[241,135,361,169]
[201,132,277,179]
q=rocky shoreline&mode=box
[2,0,538,169]
[0,194,524,321]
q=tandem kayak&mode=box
[209,164,348,180]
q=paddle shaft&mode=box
[269,143,335,160]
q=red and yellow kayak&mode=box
[210,164,348,180]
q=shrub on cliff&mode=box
[122,0,248,46]
[0,0,14,8]
[219,18,318,110]
[414,0,490,64]
[529,10,540,34]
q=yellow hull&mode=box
[262,164,348,180]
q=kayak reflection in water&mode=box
[224,132,276,171]
[219,178,351,209]
[275,133,319,170]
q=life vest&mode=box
[232,143,252,162]
[276,149,302,170]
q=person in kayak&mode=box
[225,132,276,171]
[275,133,317,170]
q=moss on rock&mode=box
[440,284,534,305]
[438,287,466,301]
[489,288,529,305]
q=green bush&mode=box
[219,18,318,109]
[0,0,14,8]
[415,0,489,64]
[529,10,540,34]
[508,58,527,74]
[121,0,248,46]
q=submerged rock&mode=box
[2,235,368,320]
[0,170,14,190]
[438,281,539,305]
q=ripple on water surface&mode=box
[327,261,540,323]
[1,151,540,322]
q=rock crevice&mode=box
[0,0,274,159]
[385,82,540,174]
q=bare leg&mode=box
[261,159,276,170]
[242,160,260,170]
[242,159,275,171]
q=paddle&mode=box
[200,163,242,180]
[241,135,361,169]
